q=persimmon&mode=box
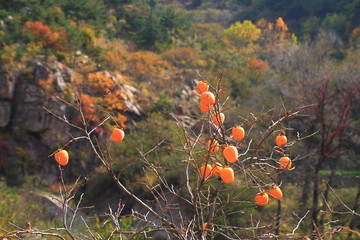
[207,139,219,153]
[203,222,208,236]
[269,185,283,200]
[200,164,213,178]
[220,166,234,183]
[279,156,292,169]
[276,132,287,147]
[255,192,269,206]
[203,222,208,229]
[199,102,213,113]
[200,91,215,106]
[112,128,125,142]
[232,126,245,141]
[223,145,238,163]
[54,149,69,166]
[196,80,209,94]
[211,162,223,176]
[212,113,225,126]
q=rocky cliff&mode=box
[0,61,145,185]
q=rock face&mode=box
[34,61,53,84]
[0,101,11,127]
[120,84,145,128]
[15,83,49,133]
[0,61,146,185]
[0,72,16,99]
[0,71,16,128]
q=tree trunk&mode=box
[319,159,338,227]
[312,166,321,227]
[319,173,334,227]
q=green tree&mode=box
[222,20,261,54]
[321,13,347,35]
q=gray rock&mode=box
[57,62,73,82]
[54,69,65,91]
[121,84,138,100]
[120,84,144,117]
[34,62,52,84]
[124,99,143,117]
[21,84,45,103]
[40,98,70,146]
[23,105,49,132]
[0,72,16,99]
[172,114,196,129]
[0,101,11,127]
[16,84,48,132]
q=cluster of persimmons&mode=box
[52,80,291,208]
[196,80,292,206]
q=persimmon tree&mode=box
[2,67,344,239]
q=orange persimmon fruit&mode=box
[255,192,269,206]
[269,185,283,200]
[223,145,238,163]
[211,162,223,176]
[220,166,234,183]
[199,102,213,113]
[276,132,287,147]
[112,128,125,142]
[279,156,292,169]
[212,113,225,126]
[196,80,209,94]
[200,164,213,178]
[200,91,215,106]
[232,126,245,141]
[203,222,208,229]
[203,222,208,236]
[54,149,69,166]
[207,139,219,153]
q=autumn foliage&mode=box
[23,21,67,51]
[80,94,99,123]
[82,72,127,128]
[248,57,269,72]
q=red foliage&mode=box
[248,57,269,72]
[79,94,99,123]
[24,21,67,51]
[85,72,128,128]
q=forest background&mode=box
[0,0,359,239]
